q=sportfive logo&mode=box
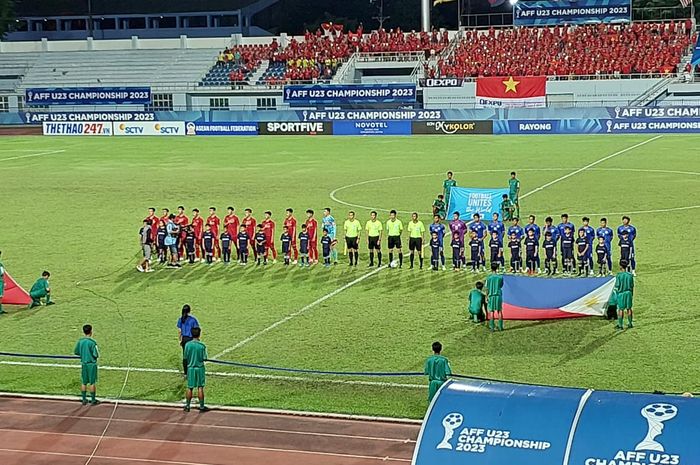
[260,122,331,135]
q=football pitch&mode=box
[1,134,699,419]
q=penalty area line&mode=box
[0,149,66,162]
[211,264,387,360]
[0,359,424,390]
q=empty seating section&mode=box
[0,52,41,91]
[16,49,219,88]
[201,27,450,86]
[435,21,694,79]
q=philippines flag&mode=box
[2,272,32,306]
[502,275,615,320]
[475,76,547,108]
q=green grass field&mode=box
[1,134,699,419]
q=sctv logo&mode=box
[155,123,180,134]
[119,123,144,134]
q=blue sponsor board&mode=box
[446,187,509,220]
[513,0,631,26]
[283,84,416,105]
[26,87,151,106]
[413,380,700,465]
[604,118,700,133]
[333,120,411,135]
[23,111,156,124]
[185,122,258,136]
[493,119,605,134]
[298,109,443,121]
[607,106,700,119]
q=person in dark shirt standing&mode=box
[321,229,332,267]
[429,232,441,271]
[255,224,267,265]
[237,226,249,265]
[156,220,167,264]
[468,231,482,273]
[489,231,504,272]
[138,219,153,273]
[595,236,609,276]
[543,231,557,275]
[281,226,292,266]
[185,226,196,264]
[576,229,590,276]
[299,224,310,267]
[524,228,538,275]
[220,230,232,265]
[451,234,463,271]
[560,226,575,274]
[177,304,199,376]
[618,231,633,271]
[202,224,215,265]
[508,233,522,273]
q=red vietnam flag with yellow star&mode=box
[475,76,546,108]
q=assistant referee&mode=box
[344,211,362,267]
[177,304,200,376]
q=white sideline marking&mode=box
[520,135,663,199]
[0,360,424,389]
[211,265,387,359]
[0,149,66,162]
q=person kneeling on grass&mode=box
[184,326,209,413]
[468,282,487,323]
[74,324,99,405]
[29,271,54,309]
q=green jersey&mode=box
[344,219,362,238]
[509,177,520,198]
[468,289,485,314]
[443,179,457,198]
[424,355,451,382]
[73,337,99,364]
[30,277,50,294]
[408,220,426,239]
[386,219,403,236]
[614,272,634,293]
[0,260,4,296]
[184,339,208,368]
[486,273,504,297]
[432,199,446,217]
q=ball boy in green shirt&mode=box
[614,259,634,330]
[29,271,54,309]
[74,324,99,405]
[424,341,452,402]
[486,262,505,331]
[184,327,209,412]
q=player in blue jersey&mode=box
[580,217,595,271]
[557,214,575,240]
[429,215,447,270]
[322,208,337,265]
[543,216,559,244]
[489,212,505,241]
[524,215,541,273]
[617,216,637,275]
[596,217,614,272]
[507,217,525,241]
[468,213,487,271]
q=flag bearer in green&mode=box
[184,326,209,412]
[614,259,634,330]
[442,171,457,209]
[424,341,452,402]
[0,251,5,315]
[29,271,54,309]
[74,324,99,405]
[508,171,521,218]
[486,262,505,331]
[468,281,487,323]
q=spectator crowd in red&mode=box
[435,21,694,79]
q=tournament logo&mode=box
[636,403,677,452]
[186,122,196,135]
[437,413,463,450]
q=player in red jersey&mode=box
[261,211,277,262]
[242,208,257,259]
[283,208,299,263]
[160,208,170,229]
[191,208,204,260]
[145,207,159,242]
[305,209,318,263]
[207,207,221,260]
[224,206,240,259]
[174,205,189,259]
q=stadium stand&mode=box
[436,22,694,78]
[0,52,41,91]
[13,49,219,89]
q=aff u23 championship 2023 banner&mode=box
[513,0,632,26]
[446,187,509,220]
[413,379,700,465]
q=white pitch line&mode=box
[211,265,387,360]
[520,135,663,199]
[0,149,66,162]
[0,360,424,389]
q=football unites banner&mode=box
[502,275,615,320]
[475,77,546,108]
[513,0,632,26]
[413,379,700,465]
[446,187,508,220]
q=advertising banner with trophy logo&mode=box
[413,380,700,465]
